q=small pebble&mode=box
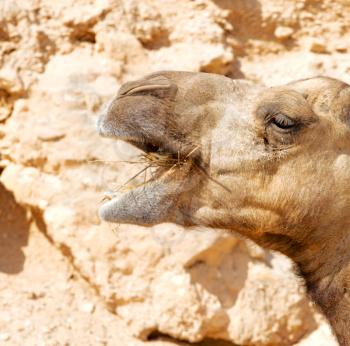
[27,291,46,300]
[335,44,347,53]
[0,333,10,341]
[309,39,328,53]
[38,199,49,209]
[81,302,95,313]
[24,320,32,329]
[274,26,294,41]
[37,128,66,142]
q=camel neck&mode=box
[273,229,350,346]
[303,262,350,346]
[248,228,350,345]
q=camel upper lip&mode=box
[124,136,199,162]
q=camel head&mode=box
[97,71,350,278]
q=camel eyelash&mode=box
[270,113,297,130]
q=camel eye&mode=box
[271,113,296,131]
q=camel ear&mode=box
[118,74,178,100]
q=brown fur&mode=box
[98,71,350,345]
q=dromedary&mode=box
[98,71,350,346]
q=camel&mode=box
[97,71,350,346]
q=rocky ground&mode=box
[0,0,349,345]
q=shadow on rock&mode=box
[0,182,30,274]
[188,237,248,309]
[211,0,297,50]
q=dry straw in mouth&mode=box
[95,146,200,201]
[90,145,230,203]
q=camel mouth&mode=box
[126,139,163,155]
[98,137,198,225]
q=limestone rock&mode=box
[296,320,338,346]
[123,0,169,48]
[0,68,23,95]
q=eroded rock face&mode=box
[0,0,347,345]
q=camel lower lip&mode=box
[98,160,194,225]
[99,177,175,225]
